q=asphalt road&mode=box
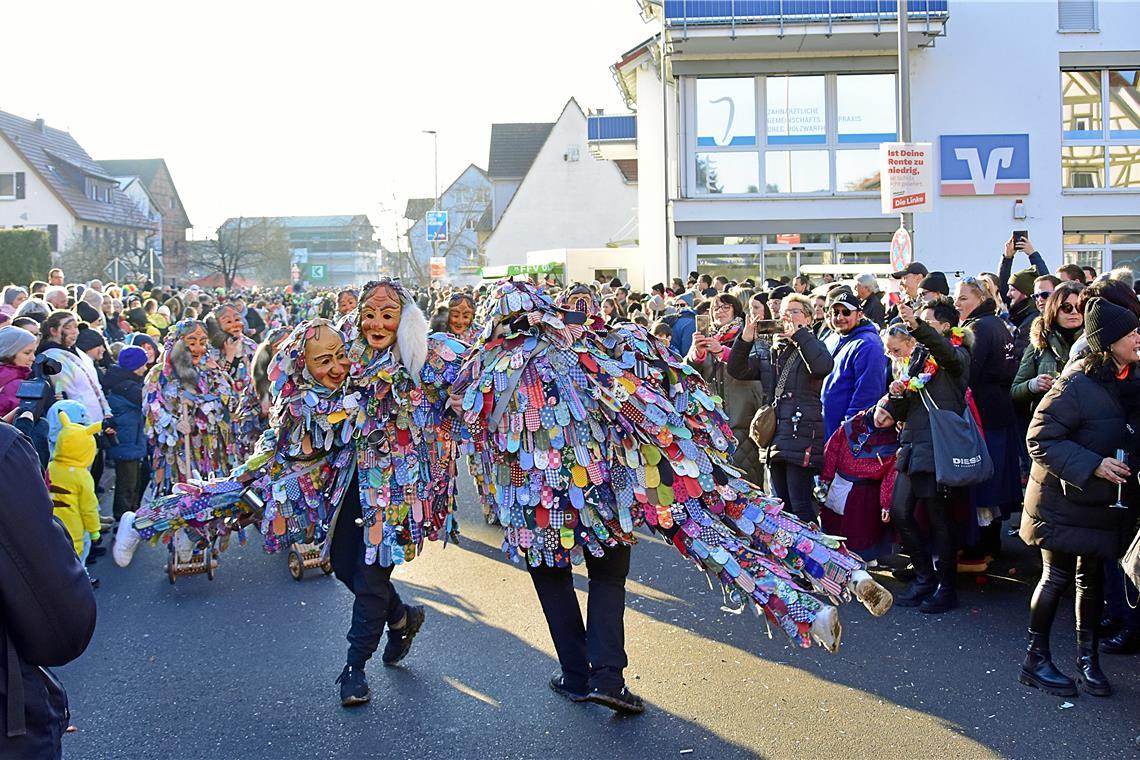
[60,472,1139,760]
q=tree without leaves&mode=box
[58,228,159,284]
[188,217,290,289]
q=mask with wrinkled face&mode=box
[217,306,244,337]
[182,326,209,360]
[359,285,401,350]
[448,300,474,335]
[304,325,350,391]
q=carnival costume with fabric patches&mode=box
[335,279,466,567]
[142,319,237,502]
[119,320,357,563]
[210,306,264,461]
[455,280,892,653]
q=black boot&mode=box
[1100,627,1140,655]
[895,564,936,608]
[1018,630,1077,696]
[919,584,958,614]
[1075,630,1112,696]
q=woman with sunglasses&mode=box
[954,276,1021,571]
[689,293,766,485]
[1012,282,1085,417]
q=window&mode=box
[464,215,478,231]
[688,73,896,197]
[1062,69,1140,190]
[1058,0,1098,32]
[0,173,14,200]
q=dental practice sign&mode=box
[880,142,934,214]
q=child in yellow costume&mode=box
[48,411,103,563]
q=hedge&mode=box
[0,229,51,288]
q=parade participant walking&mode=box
[330,279,466,706]
[443,292,478,343]
[1019,298,1140,697]
[210,303,262,461]
[142,319,237,502]
[453,280,892,716]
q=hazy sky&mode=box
[2,0,652,247]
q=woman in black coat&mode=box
[1019,297,1140,699]
[728,293,833,521]
[877,297,971,614]
[954,278,1020,568]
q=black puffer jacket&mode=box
[885,322,972,477]
[962,299,1018,429]
[1020,358,1139,559]
[1008,297,1040,366]
[728,327,834,469]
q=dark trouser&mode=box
[1104,559,1140,628]
[91,447,105,493]
[330,472,406,669]
[528,545,631,693]
[112,459,142,519]
[891,473,957,587]
[1029,549,1105,636]
[769,460,818,522]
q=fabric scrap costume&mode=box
[453,280,892,712]
[114,319,357,564]
[327,278,465,707]
[210,303,264,461]
[142,319,237,502]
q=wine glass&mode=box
[1111,449,1129,509]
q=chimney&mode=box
[33,118,45,133]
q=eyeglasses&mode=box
[1032,291,1053,300]
[830,306,853,316]
[713,302,733,310]
[1058,302,1079,315]
[782,308,806,317]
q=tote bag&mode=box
[919,388,993,488]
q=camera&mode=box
[754,319,783,335]
[15,355,62,422]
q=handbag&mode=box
[749,349,798,449]
[919,387,994,487]
[1122,527,1140,606]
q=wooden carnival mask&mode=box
[181,325,209,360]
[448,297,474,335]
[303,325,350,391]
[359,284,402,351]
[216,305,245,337]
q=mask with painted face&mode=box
[182,325,209,361]
[358,283,402,351]
[448,297,474,336]
[303,324,350,391]
[216,305,245,337]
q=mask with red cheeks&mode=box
[359,285,402,350]
[448,300,474,334]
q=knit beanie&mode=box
[1009,268,1038,299]
[1084,297,1140,353]
[117,345,147,371]
[918,271,950,296]
[0,325,36,360]
[75,301,101,324]
[75,325,106,353]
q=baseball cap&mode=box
[890,262,929,279]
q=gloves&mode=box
[90,531,101,542]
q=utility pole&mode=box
[897,0,914,240]
[423,129,439,287]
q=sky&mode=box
[1,0,652,248]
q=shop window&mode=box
[695,152,761,194]
[1062,69,1140,190]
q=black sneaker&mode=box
[548,671,588,703]
[335,665,370,707]
[382,605,425,666]
[586,686,645,715]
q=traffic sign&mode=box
[426,211,448,243]
[308,263,327,282]
[890,226,913,272]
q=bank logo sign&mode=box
[939,134,1030,196]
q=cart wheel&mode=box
[288,549,304,581]
[320,558,333,575]
[206,551,216,581]
[167,555,176,585]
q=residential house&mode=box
[99,159,192,283]
[482,99,639,274]
[405,164,491,286]
[109,176,165,283]
[487,121,554,228]
[0,109,155,271]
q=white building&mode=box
[592,0,1140,284]
[482,99,640,271]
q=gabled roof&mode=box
[99,158,192,228]
[611,35,659,110]
[0,109,155,229]
[615,159,638,183]
[404,198,435,222]
[487,122,554,179]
